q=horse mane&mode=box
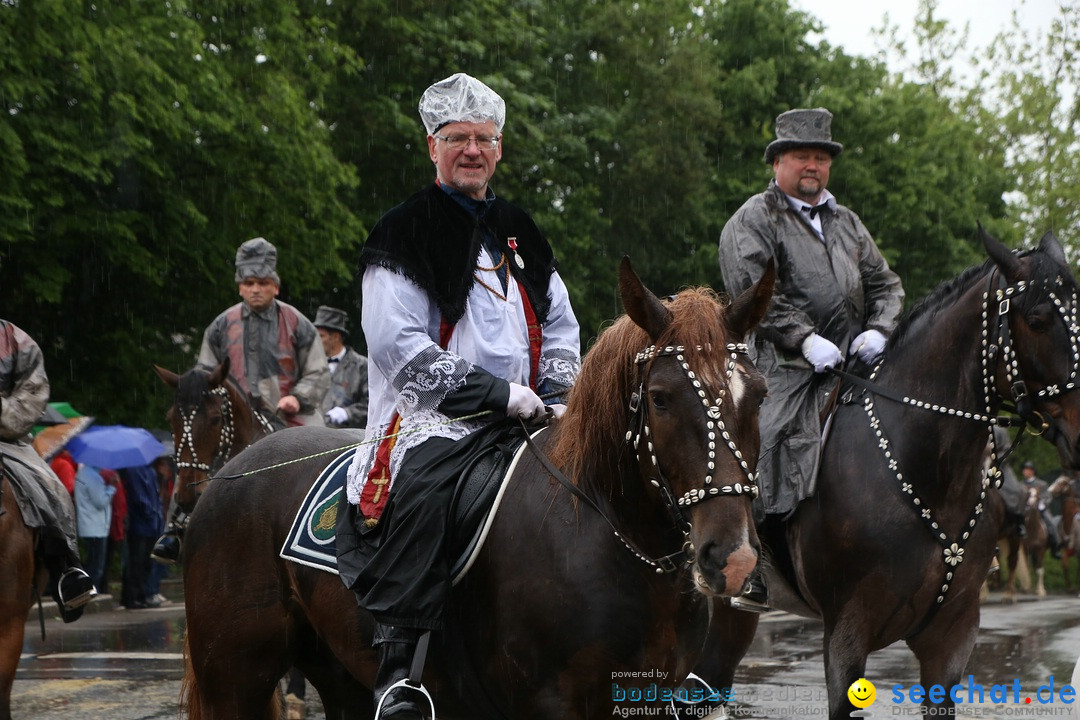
[175,364,247,412]
[888,242,1076,352]
[549,286,735,492]
[887,260,993,351]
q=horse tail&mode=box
[179,632,282,720]
[179,633,201,720]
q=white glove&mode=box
[506,382,545,420]
[326,406,349,425]
[801,333,843,373]
[849,329,887,365]
[548,403,567,419]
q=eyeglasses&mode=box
[434,133,500,151]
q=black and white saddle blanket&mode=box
[280,428,540,583]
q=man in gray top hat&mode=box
[314,305,369,429]
[718,108,905,611]
[198,237,329,427]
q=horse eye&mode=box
[1026,306,1053,332]
[649,391,668,411]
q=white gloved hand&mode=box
[326,406,349,425]
[849,329,887,365]
[548,403,567,419]
[506,382,545,420]
[801,333,843,373]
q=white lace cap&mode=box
[418,72,505,135]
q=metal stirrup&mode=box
[374,631,435,719]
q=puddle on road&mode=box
[21,612,187,680]
[737,600,1080,687]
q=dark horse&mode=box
[153,357,275,519]
[0,469,46,720]
[152,358,340,715]
[180,258,774,719]
[697,229,1080,720]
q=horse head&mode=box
[982,226,1080,469]
[154,358,239,511]
[617,256,774,597]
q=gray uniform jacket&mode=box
[0,320,80,558]
[718,180,904,515]
[320,347,369,429]
[198,300,329,427]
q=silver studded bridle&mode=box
[630,342,759,512]
[524,340,761,574]
[174,386,236,476]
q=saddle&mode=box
[281,427,533,582]
[447,430,528,582]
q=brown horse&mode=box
[0,471,47,720]
[152,358,354,716]
[180,258,774,719]
[1003,487,1050,600]
[1049,473,1080,590]
[153,357,275,515]
[695,229,1080,720]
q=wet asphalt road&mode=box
[12,586,1080,719]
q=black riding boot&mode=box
[56,567,96,619]
[373,623,425,720]
[151,510,188,565]
[42,530,96,623]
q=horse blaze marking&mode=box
[729,368,746,407]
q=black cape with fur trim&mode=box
[359,184,556,325]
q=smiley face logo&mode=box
[847,678,876,708]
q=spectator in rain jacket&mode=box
[119,463,163,609]
[74,464,115,594]
[102,468,126,596]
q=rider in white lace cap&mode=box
[417,72,506,135]
[339,70,580,720]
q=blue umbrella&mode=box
[67,425,167,469]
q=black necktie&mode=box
[803,203,827,219]
[328,357,340,364]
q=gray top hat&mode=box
[764,108,844,163]
[313,305,349,335]
[234,237,280,284]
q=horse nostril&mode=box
[695,540,729,588]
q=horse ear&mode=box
[1038,230,1068,268]
[209,358,230,388]
[725,259,775,340]
[619,255,673,342]
[980,223,1022,282]
[154,365,179,389]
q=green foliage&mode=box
[0,0,1075,430]
[0,0,363,426]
